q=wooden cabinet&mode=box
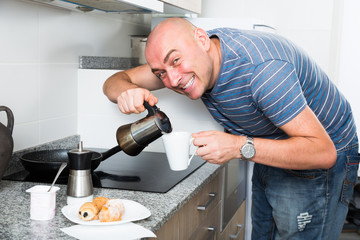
[189,202,221,240]
[153,171,222,240]
[153,169,247,240]
[219,201,246,240]
[178,172,222,239]
[153,210,180,239]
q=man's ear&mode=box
[194,28,210,51]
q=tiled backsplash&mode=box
[0,0,150,151]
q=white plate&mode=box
[61,199,151,226]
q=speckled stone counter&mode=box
[0,161,221,239]
[79,56,139,70]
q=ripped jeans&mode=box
[251,137,359,240]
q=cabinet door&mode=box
[152,211,179,240]
[220,201,246,240]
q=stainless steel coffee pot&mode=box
[116,102,172,156]
[67,142,93,198]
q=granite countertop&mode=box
[0,161,221,239]
[79,56,140,70]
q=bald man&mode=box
[103,18,359,240]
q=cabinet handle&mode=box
[230,224,244,239]
[206,226,217,240]
[197,193,217,211]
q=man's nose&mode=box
[167,69,181,87]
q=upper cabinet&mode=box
[24,0,201,14]
[161,0,201,14]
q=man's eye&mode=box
[157,71,166,79]
[173,58,179,64]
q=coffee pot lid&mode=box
[144,102,172,134]
[68,141,92,170]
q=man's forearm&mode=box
[103,71,137,103]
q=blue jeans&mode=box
[251,137,359,240]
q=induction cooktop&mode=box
[3,150,205,193]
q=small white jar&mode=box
[26,185,60,221]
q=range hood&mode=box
[26,0,164,13]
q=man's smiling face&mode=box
[145,19,215,100]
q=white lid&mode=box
[26,185,60,193]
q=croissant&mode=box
[78,202,99,221]
[99,199,125,222]
[93,197,109,210]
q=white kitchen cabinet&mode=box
[23,0,201,14]
[160,0,201,14]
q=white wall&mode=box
[201,0,334,79]
[0,0,150,151]
[336,0,360,138]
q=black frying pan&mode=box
[20,146,121,175]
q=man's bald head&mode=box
[146,18,196,49]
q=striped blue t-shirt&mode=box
[202,28,356,150]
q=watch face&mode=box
[242,144,255,159]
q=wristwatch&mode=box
[240,136,256,160]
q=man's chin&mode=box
[170,87,202,100]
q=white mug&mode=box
[162,131,197,171]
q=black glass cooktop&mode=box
[3,150,205,193]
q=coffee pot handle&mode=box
[0,106,14,134]
[144,101,159,117]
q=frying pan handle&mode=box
[95,171,140,182]
[101,145,122,161]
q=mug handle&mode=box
[188,137,196,165]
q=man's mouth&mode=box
[182,76,195,90]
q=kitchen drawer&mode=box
[220,200,246,240]
[179,172,222,239]
[152,170,223,240]
[189,202,221,240]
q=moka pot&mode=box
[67,142,93,199]
[116,102,172,156]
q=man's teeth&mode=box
[183,76,195,90]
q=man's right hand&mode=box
[103,64,165,115]
[116,87,158,114]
